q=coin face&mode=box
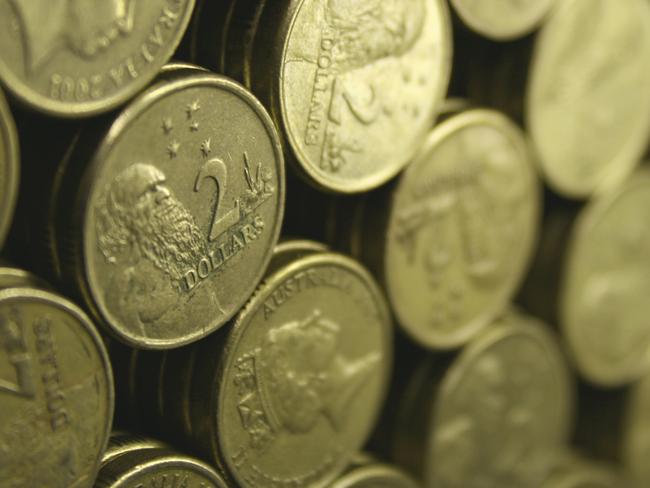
[0,89,18,251]
[96,448,228,488]
[218,253,391,487]
[257,0,451,193]
[75,73,284,348]
[450,0,555,39]
[385,110,539,349]
[527,0,650,198]
[426,315,572,487]
[0,288,113,488]
[561,171,650,386]
[0,0,195,117]
[330,464,419,488]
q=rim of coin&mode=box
[96,447,229,487]
[0,88,19,250]
[213,251,392,488]
[250,0,453,194]
[329,464,419,488]
[561,169,650,386]
[384,109,540,350]
[422,313,572,486]
[526,0,650,198]
[69,72,284,349]
[0,286,114,488]
[0,0,196,118]
[450,0,556,40]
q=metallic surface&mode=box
[59,72,285,348]
[0,288,114,488]
[394,312,572,487]
[527,0,650,198]
[250,0,453,193]
[561,170,650,386]
[0,88,19,251]
[451,0,555,40]
[193,252,392,487]
[385,110,539,349]
[95,447,228,488]
[0,0,196,117]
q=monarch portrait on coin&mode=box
[95,163,222,338]
[9,0,136,73]
[234,310,381,451]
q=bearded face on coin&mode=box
[96,163,218,336]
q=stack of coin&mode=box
[0,0,649,487]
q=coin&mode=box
[0,264,49,290]
[0,88,18,251]
[265,238,328,276]
[249,0,452,193]
[394,312,572,487]
[0,0,196,117]
[0,287,114,488]
[190,252,391,487]
[561,170,650,386]
[527,0,650,198]
[95,447,229,488]
[101,432,164,466]
[450,0,555,40]
[329,463,419,488]
[54,72,284,348]
[383,109,539,349]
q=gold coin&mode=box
[0,0,196,117]
[384,109,539,349]
[527,0,650,198]
[450,0,556,40]
[250,0,452,193]
[0,288,113,488]
[329,463,418,488]
[561,170,650,386]
[0,265,49,290]
[95,447,229,488]
[55,72,284,349]
[191,252,391,487]
[0,88,18,251]
[395,312,572,487]
[101,432,165,466]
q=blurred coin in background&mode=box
[561,170,650,386]
[0,0,196,117]
[249,0,453,193]
[527,0,650,198]
[384,109,539,349]
[393,312,572,487]
[0,286,113,488]
[450,0,556,40]
[54,72,285,349]
[0,88,18,251]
